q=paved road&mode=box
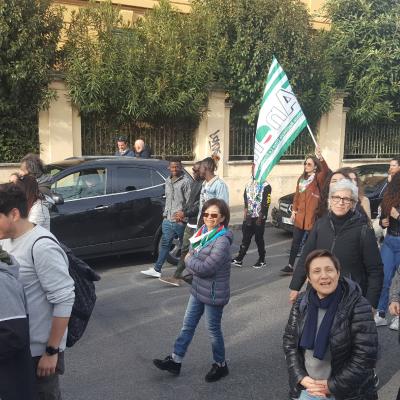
[61,228,400,400]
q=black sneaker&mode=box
[280,265,294,275]
[231,258,243,267]
[252,259,266,269]
[153,355,181,375]
[205,363,229,382]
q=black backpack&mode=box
[31,236,101,347]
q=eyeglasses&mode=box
[304,162,313,166]
[330,195,353,205]
[203,212,220,219]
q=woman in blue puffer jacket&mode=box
[153,198,233,383]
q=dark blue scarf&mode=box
[299,284,343,360]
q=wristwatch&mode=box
[45,346,60,356]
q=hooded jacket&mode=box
[186,230,233,306]
[0,255,37,400]
[289,212,383,308]
[36,173,53,197]
[283,278,378,400]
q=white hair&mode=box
[329,179,359,203]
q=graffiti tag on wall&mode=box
[208,130,221,155]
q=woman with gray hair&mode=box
[288,179,383,308]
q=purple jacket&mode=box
[186,230,233,306]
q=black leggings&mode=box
[288,227,308,267]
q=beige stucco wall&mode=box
[39,79,82,164]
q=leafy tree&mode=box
[62,0,220,127]
[325,0,400,124]
[194,0,335,126]
[0,0,63,162]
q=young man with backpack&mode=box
[0,184,75,400]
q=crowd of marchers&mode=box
[0,136,399,400]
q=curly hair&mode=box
[381,172,400,216]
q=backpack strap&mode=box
[31,235,59,264]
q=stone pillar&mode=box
[317,90,348,170]
[39,79,81,163]
[192,88,228,176]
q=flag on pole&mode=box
[254,56,308,183]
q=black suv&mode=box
[271,163,389,232]
[47,157,190,262]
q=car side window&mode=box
[52,168,107,200]
[114,167,162,193]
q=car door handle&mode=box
[94,205,109,210]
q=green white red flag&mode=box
[254,56,308,183]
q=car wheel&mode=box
[156,234,181,266]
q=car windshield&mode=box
[356,165,388,195]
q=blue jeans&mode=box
[377,234,400,313]
[173,295,225,363]
[299,390,334,399]
[155,219,185,272]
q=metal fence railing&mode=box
[81,117,195,160]
[344,120,400,159]
[229,121,314,161]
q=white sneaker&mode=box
[389,316,399,331]
[140,267,161,278]
[374,312,388,327]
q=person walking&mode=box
[288,179,383,308]
[133,139,151,158]
[14,175,51,230]
[281,146,329,275]
[0,184,75,400]
[197,157,229,222]
[0,246,37,400]
[232,163,271,268]
[19,153,53,198]
[114,135,135,157]
[374,172,400,329]
[141,159,191,278]
[153,199,233,382]
[159,162,203,286]
[283,249,378,400]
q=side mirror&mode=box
[52,193,64,205]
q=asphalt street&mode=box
[61,227,400,400]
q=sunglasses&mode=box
[304,162,314,166]
[203,212,220,219]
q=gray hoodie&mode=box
[1,225,75,356]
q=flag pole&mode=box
[307,124,318,147]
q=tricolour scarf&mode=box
[298,174,315,193]
[299,284,343,360]
[189,224,227,254]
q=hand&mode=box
[184,253,191,262]
[315,145,323,161]
[300,377,328,397]
[289,290,299,304]
[381,218,389,227]
[390,207,400,220]
[37,353,58,377]
[308,379,330,397]
[389,302,400,316]
[174,211,184,221]
[290,212,296,223]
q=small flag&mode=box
[254,56,308,183]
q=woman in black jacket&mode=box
[283,249,378,400]
[289,179,383,307]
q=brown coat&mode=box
[292,159,329,231]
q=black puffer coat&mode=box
[283,278,378,400]
[290,211,383,308]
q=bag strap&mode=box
[31,235,59,264]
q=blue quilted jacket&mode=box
[186,230,233,306]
